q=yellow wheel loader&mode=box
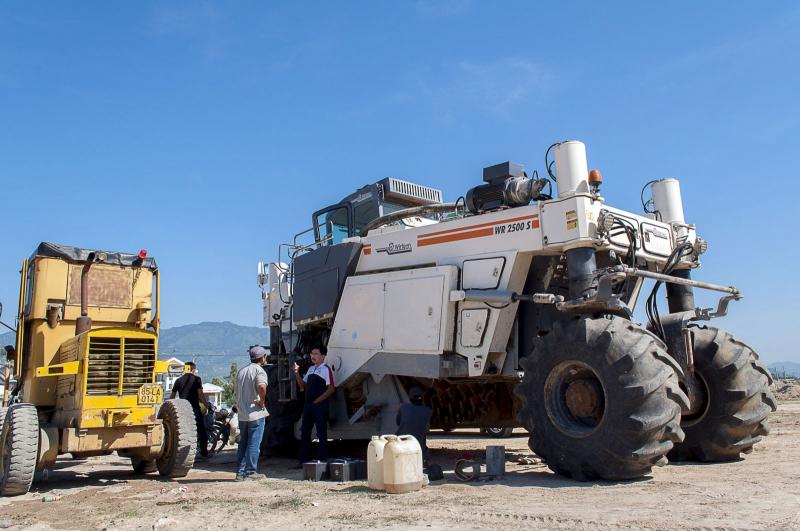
[0,243,196,496]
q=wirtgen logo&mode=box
[375,242,413,255]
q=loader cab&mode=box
[312,178,443,246]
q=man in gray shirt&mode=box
[234,346,269,481]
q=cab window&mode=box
[315,206,350,246]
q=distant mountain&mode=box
[158,321,269,380]
[768,362,800,379]
[0,322,269,381]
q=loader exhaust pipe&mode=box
[75,251,97,336]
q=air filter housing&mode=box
[378,177,443,206]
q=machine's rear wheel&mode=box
[0,403,40,496]
[156,399,197,478]
[131,457,157,474]
[669,326,777,461]
[517,316,688,481]
[482,427,514,438]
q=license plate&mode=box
[137,384,163,405]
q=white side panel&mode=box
[330,282,385,350]
[329,266,458,385]
[460,309,488,347]
[540,195,594,247]
[384,276,444,353]
[462,257,505,289]
[641,222,673,257]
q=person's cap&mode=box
[409,387,423,400]
[249,346,269,361]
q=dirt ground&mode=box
[1,400,798,530]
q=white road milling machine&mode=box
[258,140,776,480]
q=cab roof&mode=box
[31,242,158,270]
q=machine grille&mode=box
[86,337,122,396]
[122,338,156,395]
[86,336,156,396]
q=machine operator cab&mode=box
[312,177,443,246]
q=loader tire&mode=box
[156,399,196,478]
[668,326,777,462]
[0,403,40,496]
[517,316,688,481]
[131,457,157,474]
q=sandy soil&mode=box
[1,402,798,531]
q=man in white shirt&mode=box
[293,345,335,466]
[234,346,269,481]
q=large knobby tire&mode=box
[668,326,777,462]
[517,316,689,481]
[156,399,197,478]
[1,403,40,496]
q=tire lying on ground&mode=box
[0,403,40,496]
[668,326,777,462]
[517,315,689,481]
[156,399,197,478]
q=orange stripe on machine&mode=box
[416,214,539,247]
[417,227,494,247]
[419,213,539,239]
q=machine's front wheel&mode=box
[156,399,197,478]
[669,326,777,461]
[517,316,688,481]
[0,403,40,496]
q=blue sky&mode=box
[1,2,797,363]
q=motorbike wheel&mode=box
[208,425,230,456]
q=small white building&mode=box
[157,357,187,398]
[202,383,224,407]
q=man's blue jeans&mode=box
[237,417,266,477]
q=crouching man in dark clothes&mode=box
[396,387,433,465]
[293,345,335,466]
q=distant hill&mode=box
[158,321,269,380]
[768,362,800,379]
[0,322,268,381]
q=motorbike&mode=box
[206,405,240,456]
